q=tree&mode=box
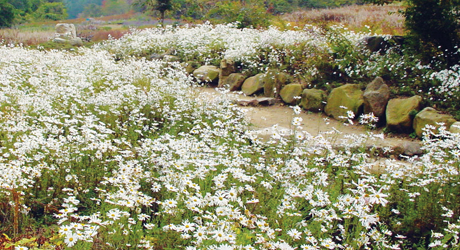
[133,0,172,26]
[33,2,68,20]
[364,0,460,67]
[0,0,15,27]
[81,3,103,17]
[9,0,31,13]
[63,0,104,19]
[207,0,270,28]
[101,0,132,16]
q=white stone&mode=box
[450,121,460,134]
[55,23,77,40]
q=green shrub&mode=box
[207,1,271,29]
[0,0,15,28]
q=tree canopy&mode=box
[0,0,15,28]
[365,0,460,66]
[0,0,70,27]
[33,2,68,21]
[64,0,103,19]
[133,0,172,25]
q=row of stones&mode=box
[189,60,459,138]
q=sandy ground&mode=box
[197,87,417,149]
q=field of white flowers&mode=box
[1,23,460,250]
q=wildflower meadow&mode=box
[1,23,460,250]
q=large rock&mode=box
[55,23,77,40]
[70,37,83,46]
[53,38,68,44]
[193,66,220,83]
[362,36,405,54]
[218,59,236,88]
[183,61,198,74]
[300,89,327,112]
[450,122,460,134]
[241,73,266,96]
[393,141,423,156]
[280,84,303,105]
[235,97,278,107]
[222,73,246,91]
[413,107,456,137]
[325,84,364,120]
[263,70,291,98]
[363,77,390,119]
[386,96,422,133]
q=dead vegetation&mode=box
[283,4,405,35]
[0,29,54,46]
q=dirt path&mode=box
[197,87,419,151]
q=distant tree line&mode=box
[76,0,366,20]
[0,0,367,27]
[128,0,364,28]
[69,0,135,19]
[0,0,68,27]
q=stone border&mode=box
[188,60,459,139]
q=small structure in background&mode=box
[54,23,83,46]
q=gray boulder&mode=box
[235,97,277,107]
[362,36,405,54]
[280,84,303,105]
[241,73,266,96]
[53,38,68,43]
[222,73,246,91]
[325,84,364,120]
[300,89,327,112]
[218,59,236,87]
[363,77,390,119]
[413,107,456,137]
[70,37,83,46]
[386,96,422,133]
[55,23,77,40]
[263,70,291,98]
[394,141,423,156]
[193,66,220,83]
[362,36,386,52]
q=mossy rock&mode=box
[222,73,246,91]
[413,107,456,137]
[218,59,236,87]
[241,73,266,96]
[363,77,390,118]
[324,84,364,120]
[386,95,422,133]
[220,59,235,76]
[263,70,291,98]
[280,84,303,105]
[193,65,220,83]
[300,89,327,112]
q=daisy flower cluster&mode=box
[96,22,329,78]
[0,23,460,250]
[429,64,460,103]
